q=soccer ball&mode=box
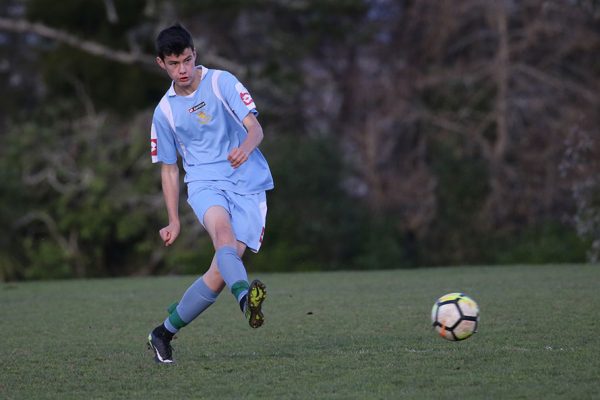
[431,292,479,341]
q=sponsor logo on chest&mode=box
[188,101,206,113]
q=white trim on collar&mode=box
[167,65,208,97]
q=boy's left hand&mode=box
[228,148,249,168]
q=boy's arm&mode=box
[227,113,264,169]
[159,162,181,246]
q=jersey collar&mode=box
[167,65,208,97]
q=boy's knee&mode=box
[213,227,236,249]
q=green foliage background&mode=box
[1,0,598,280]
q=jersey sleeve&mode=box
[151,106,178,164]
[219,71,259,121]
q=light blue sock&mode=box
[164,276,219,333]
[216,246,249,304]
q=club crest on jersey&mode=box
[197,111,212,124]
[188,101,206,113]
[151,138,157,156]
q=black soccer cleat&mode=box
[147,330,174,364]
[246,279,267,329]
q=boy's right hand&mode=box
[159,222,180,246]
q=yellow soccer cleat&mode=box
[246,279,267,329]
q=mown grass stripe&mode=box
[1,264,599,400]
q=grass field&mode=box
[2,264,599,399]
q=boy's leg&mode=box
[189,189,268,327]
[209,238,266,328]
[148,259,224,364]
[203,205,267,328]
[204,206,252,308]
[163,274,221,333]
[226,191,268,328]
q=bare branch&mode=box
[0,17,246,76]
[14,211,70,253]
[513,62,598,105]
[0,17,155,66]
[103,0,119,24]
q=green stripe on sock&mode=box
[231,280,249,299]
[168,309,188,329]
[167,302,179,314]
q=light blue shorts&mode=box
[187,183,268,253]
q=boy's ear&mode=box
[156,56,166,70]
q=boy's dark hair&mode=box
[155,24,194,59]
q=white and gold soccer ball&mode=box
[431,293,479,341]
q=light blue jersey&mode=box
[150,66,274,194]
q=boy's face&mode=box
[156,47,197,89]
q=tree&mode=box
[1,0,599,280]
[297,0,599,263]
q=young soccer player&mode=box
[147,24,274,364]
